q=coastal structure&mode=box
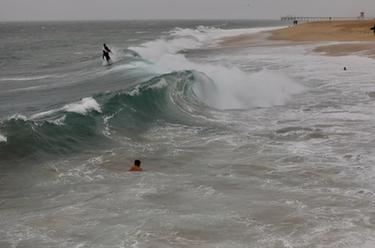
[281,12,370,22]
[282,16,349,22]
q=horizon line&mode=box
[0,18,282,23]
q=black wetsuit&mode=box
[103,50,111,63]
[104,44,112,53]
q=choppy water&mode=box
[1,20,375,248]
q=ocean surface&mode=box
[1,20,375,248]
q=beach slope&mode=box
[270,20,375,42]
[269,20,375,57]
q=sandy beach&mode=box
[271,20,375,57]
[222,20,375,58]
[270,20,375,42]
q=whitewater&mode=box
[1,20,375,248]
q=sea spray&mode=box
[0,134,7,143]
[30,97,102,120]
[63,97,102,115]
[201,68,304,109]
[131,26,303,110]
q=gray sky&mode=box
[1,0,375,21]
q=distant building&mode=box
[359,12,365,19]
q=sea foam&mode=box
[62,97,102,114]
[131,26,303,110]
[30,98,101,120]
[0,75,56,82]
[8,114,28,121]
[0,134,7,143]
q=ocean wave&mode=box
[0,25,301,160]
[0,112,106,160]
[0,71,210,160]
[130,26,303,110]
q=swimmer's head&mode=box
[134,160,141,167]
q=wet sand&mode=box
[219,32,277,47]
[313,42,375,58]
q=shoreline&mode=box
[220,20,375,58]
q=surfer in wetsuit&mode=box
[102,43,112,64]
[103,43,112,53]
[102,49,111,63]
[129,159,143,172]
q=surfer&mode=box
[129,160,143,172]
[102,43,112,64]
[102,49,111,63]
[103,43,112,53]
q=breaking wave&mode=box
[0,71,212,160]
[0,25,303,160]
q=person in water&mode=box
[102,49,111,63]
[102,43,112,63]
[129,159,143,172]
[103,43,112,53]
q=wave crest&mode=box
[0,71,210,160]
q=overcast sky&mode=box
[1,0,375,21]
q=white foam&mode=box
[8,114,28,121]
[103,114,114,137]
[46,115,66,126]
[130,38,201,64]
[0,75,56,82]
[127,86,141,96]
[63,97,102,114]
[197,68,304,109]
[0,134,7,143]
[130,26,303,110]
[169,26,281,46]
[31,98,102,119]
[131,26,280,66]
[31,109,60,119]
[147,78,168,89]
[104,46,124,63]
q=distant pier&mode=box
[281,16,365,22]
